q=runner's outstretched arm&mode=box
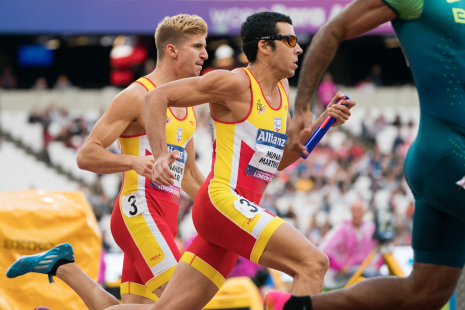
[77,85,154,178]
[144,70,245,187]
[288,0,396,154]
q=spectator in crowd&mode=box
[392,114,402,127]
[356,77,376,91]
[32,77,48,90]
[0,66,17,89]
[28,108,42,123]
[306,212,328,245]
[392,127,404,154]
[370,64,383,86]
[261,192,279,215]
[283,205,299,230]
[201,44,236,75]
[54,74,73,90]
[317,72,338,108]
[362,114,388,145]
[371,115,387,138]
[319,201,382,288]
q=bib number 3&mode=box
[128,196,137,215]
[234,198,261,219]
[122,192,145,218]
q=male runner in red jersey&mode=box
[105,12,354,310]
[7,14,208,310]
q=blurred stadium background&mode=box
[0,0,463,309]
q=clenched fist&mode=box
[151,151,180,186]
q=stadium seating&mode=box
[0,141,79,192]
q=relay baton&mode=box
[300,95,350,159]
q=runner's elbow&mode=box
[318,18,347,43]
[76,149,89,171]
[77,145,95,171]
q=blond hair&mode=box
[155,14,208,60]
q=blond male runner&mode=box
[6,14,207,310]
[106,12,355,310]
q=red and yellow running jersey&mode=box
[207,68,289,208]
[117,77,197,208]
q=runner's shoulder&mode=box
[113,83,146,106]
[202,68,250,93]
[106,82,146,117]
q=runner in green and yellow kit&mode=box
[265,0,465,309]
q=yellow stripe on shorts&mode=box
[250,217,285,263]
[181,251,225,289]
[120,282,158,301]
[145,265,176,293]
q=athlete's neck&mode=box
[143,61,188,119]
[145,60,184,86]
[247,64,282,98]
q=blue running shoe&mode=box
[6,243,74,283]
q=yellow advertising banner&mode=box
[0,190,101,310]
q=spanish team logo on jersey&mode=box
[176,128,183,143]
[257,100,266,114]
[274,117,281,132]
[166,116,172,125]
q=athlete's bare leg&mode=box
[106,223,329,310]
[106,262,218,310]
[56,263,120,310]
[310,263,461,310]
[57,263,169,308]
[121,294,154,305]
[259,222,329,295]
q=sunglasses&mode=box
[253,34,298,48]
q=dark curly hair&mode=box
[241,12,293,63]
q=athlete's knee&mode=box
[312,250,330,276]
[298,248,329,280]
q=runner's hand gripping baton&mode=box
[300,95,350,159]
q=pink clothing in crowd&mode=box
[229,256,263,278]
[317,81,337,106]
[319,220,381,271]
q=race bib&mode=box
[122,191,146,218]
[245,129,288,182]
[234,197,262,219]
[150,144,187,197]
